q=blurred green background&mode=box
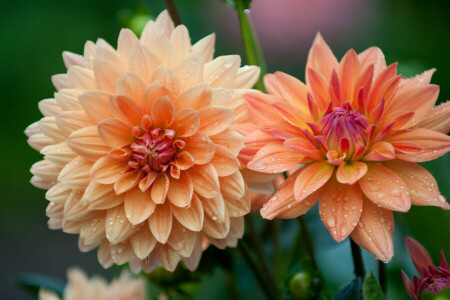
[0,0,449,299]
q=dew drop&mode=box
[389,189,400,197]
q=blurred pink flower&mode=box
[402,236,450,299]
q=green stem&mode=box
[378,260,387,294]
[233,0,267,91]
[245,215,281,298]
[350,239,365,278]
[225,268,242,300]
[298,216,318,270]
[238,241,278,300]
[270,219,282,279]
[164,0,181,26]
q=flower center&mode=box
[319,102,369,157]
[127,115,180,173]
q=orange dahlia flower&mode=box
[26,10,259,272]
[244,34,450,261]
[39,268,146,300]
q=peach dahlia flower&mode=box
[244,34,450,261]
[39,268,146,300]
[26,10,259,272]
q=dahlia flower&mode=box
[26,10,259,272]
[244,33,450,261]
[39,268,146,300]
[402,237,450,299]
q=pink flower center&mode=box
[319,102,369,157]
[126,115,180,173]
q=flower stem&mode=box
[164,0,181,26]
[378,260,387,293]
[238,241,279,300]
[298,215,318,270]
[270,219,282,279]
[350,239,365,278]
[244,215,281,298]
[233,0,267,91]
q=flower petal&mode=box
[67,126,110,161]
[151,173,169,204]
[336,161,368,185]
[171,108,200,137]
[148,203,172,244]
[79,91,114,123]
[167,172,193,208]
[130,225,156,259]
[114,170,144,195]
[192,33,215,62]
[416,100,450,134]
[82,181,123,210]
[124,187,156,225]
[306,33,338,82]
[350,197,394,261]
[173,54,204,89]
[385,128,450,162]
[128,45,160,83]
[363,141,396,161]
[171,193,204,231]
[384,160,449,209]
[198,107,234,136]
[108,95,143,127]
[90,155,128,184]
[405,236,433,277]
[188,164,220,198]
[97,118,133,149]
[58,156,92,189]
[105,205,137,244]
[168,220,197,257]
[359,162,411,212]
[174,83,212,111]
[294,161,334,202]
[182,133,216,164]
[248,142,304,174]
[210,144,240,177]
[151,96,175,128]
[319,176,363,242]
[260,168,320,219]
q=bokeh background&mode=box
[1,0,449,298]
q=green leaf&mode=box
[333,278,363,300]
[362,273,385,300]
[15,273,65,298]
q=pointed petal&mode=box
[182,133,216,164]
[364,141,396,161]
[359,162,411,212]
[384,160,449,209]
[173,54,204,89]
[171,193,204,231]
[90,155,127,184]
[192,33,215,62]
[261,168,320,219]
[172,108,200,137]
[128,45,160,83]
[336,161,368,185]
[247,142,304,174]
[174,83,212,111]
[97,118,133,149]
[117,28,139,57]
[319,176,363,242]
[114,170,144,195]
[306,33,338,82]
[79,91,114,123]
[405,236,433,276]
[198,107,234,136]
[151,96,175,128]
[210,144,240,177]
[124,188,156,225]
[148,203,172,244]
[416,101,450,134]
[386,128,450,162]
[82,181,124,210]
[93,60,122,92]
[105,205,137,244]
[67,126,109,161]
[130,225,157,259]
[151,173,169,204]
[58,156,92,189]
[294,161,334,202]
[188,164,220,198]
[108,95,143,127]
[350,197,394,261]
[167,172,193,208]
[168,220,197,257]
